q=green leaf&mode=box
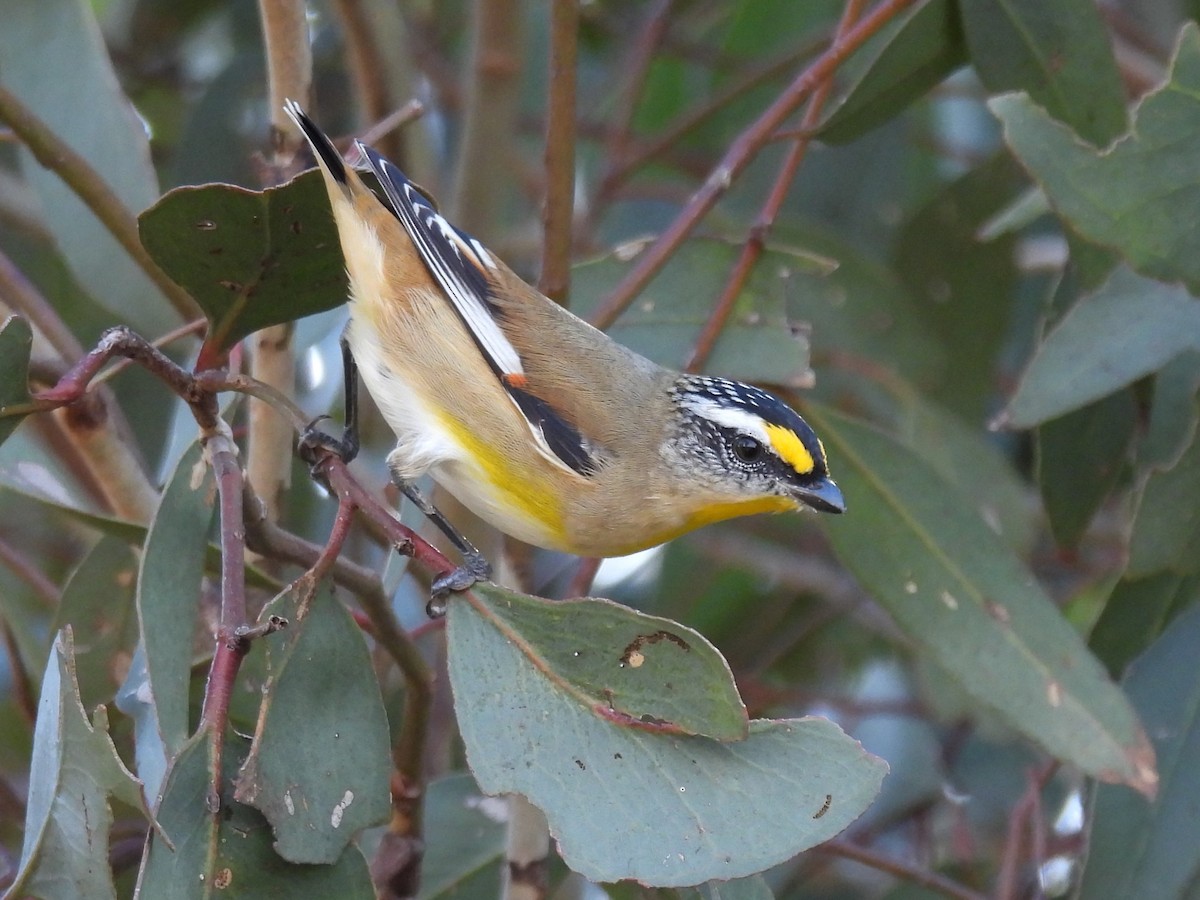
[959,0,1126,146]
[682,875,774,900]
[454,583,748,740]
[235,576,392,864]
[52,535,140,710]
[572,238,824,386]
[138,440,217,757]
[137,730,375,899]
[4,628,145,900]
[817,0,967,144]
[893,153,1026,419]
[1141,350,1200,470]
[0,316,33,448]
[417,774,505,900]
[1129,426,1200,577]
[138,170,348,354]
[1004,268,1200,429]
[1081,602,1200,897]
[1036,389,1136,549]
[0,0,175,336]
[807,404,1156,795]
[447,587,886,887]
[990,24,1200,293]
[1089,573,1200,678]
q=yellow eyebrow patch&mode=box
[765,424,815,475]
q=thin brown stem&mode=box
[451,0,523,235]
[817,841,987,900]
[597,35,829,204]
[588,0,917,330]
[595,0,674,203]
[684,0,864,373]
[0,535,60,608]
[0,618,37,727]
[0,249,84,362]
[0,86,198,322]
[538,0,579,306]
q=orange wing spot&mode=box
[503,373,530,389]
[765,424,815,475]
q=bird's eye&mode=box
[732,435,763,463]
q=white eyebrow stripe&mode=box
[680,397,772,445]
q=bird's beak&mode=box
[792,475,846,514]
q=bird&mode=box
[285,101,844,595]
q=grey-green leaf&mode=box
[447,591,886,887]
[235,576,392,864]
[0,0,174,336]
[1004,267,1200,429]
[959,0,1126,145]
[808,404,1156,795]
[4,628,145,900]
[0,316,34,448]
[1081,602,1200,898]
[817,0,966,144]
[458,583,748,740]
[137,730,375,899]
[990,24,1200,293]
[138,440,216,757]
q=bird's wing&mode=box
[357,144,598,477]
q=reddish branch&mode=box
[685,0,867,372]
[588,0,919,331]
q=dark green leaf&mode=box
[1036,389,1136,549]
[446,587,886,887]
[52,536,140,709]
[417,774,505,900]
[1004,268,1200,428]
[456,583,748,740]
[959,0,1126,145]
[990,24,1200,293]
[808,404,1156,794]
[1141,350,1200,470]
[1089,572,1200,678]
[1081,603,1200,897]
[138,170,348,353]
[1129,427,1200,577]
[5,629,145,900]
[137,440,216,757]
[137,730,375,899]
[235,576,391,864]
[0,316,33,448]
[572,238,826,385]
[817,0,966,144]
[0,0,175,336]
[893,153,1026,419]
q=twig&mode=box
[0,535,60,608]
[995,763,1058,900]
[596,35,829,204]
[199,427,258,803]
[684,0,865,373]
[537,0,579,306]
[565,556,601,598]
[588,0,918,330]
[0,248,84,362]
[0,618,37,727]
[594,0,674,205]
[0,85,198,322]
[450,0,523,234]
[259,0,312,156]
[817,841,987,900]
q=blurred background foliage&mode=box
[2,0,1200,897]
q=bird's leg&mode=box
[299,335,361,464]
[388,468,492,614]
